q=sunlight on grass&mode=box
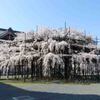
[0,79,91,88]
[0,80,34,87]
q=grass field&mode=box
[0,79,92,87]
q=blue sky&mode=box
[0,0,100,38]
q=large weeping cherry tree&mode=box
[0,27,99,81]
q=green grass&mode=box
[0,79,55,87]
[0,79,92,87]
[0,80,32,86]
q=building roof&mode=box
[0,28,21,40]
[0,28,21,33]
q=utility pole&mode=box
[36,25,38,33]
[24,32,26,54]
[65,21,67,30]
[68,27,71,54]
[95,36,98,50]
[83,30,86,52]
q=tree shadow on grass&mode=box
[0,82,100,100]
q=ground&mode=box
[0,80,100,100]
